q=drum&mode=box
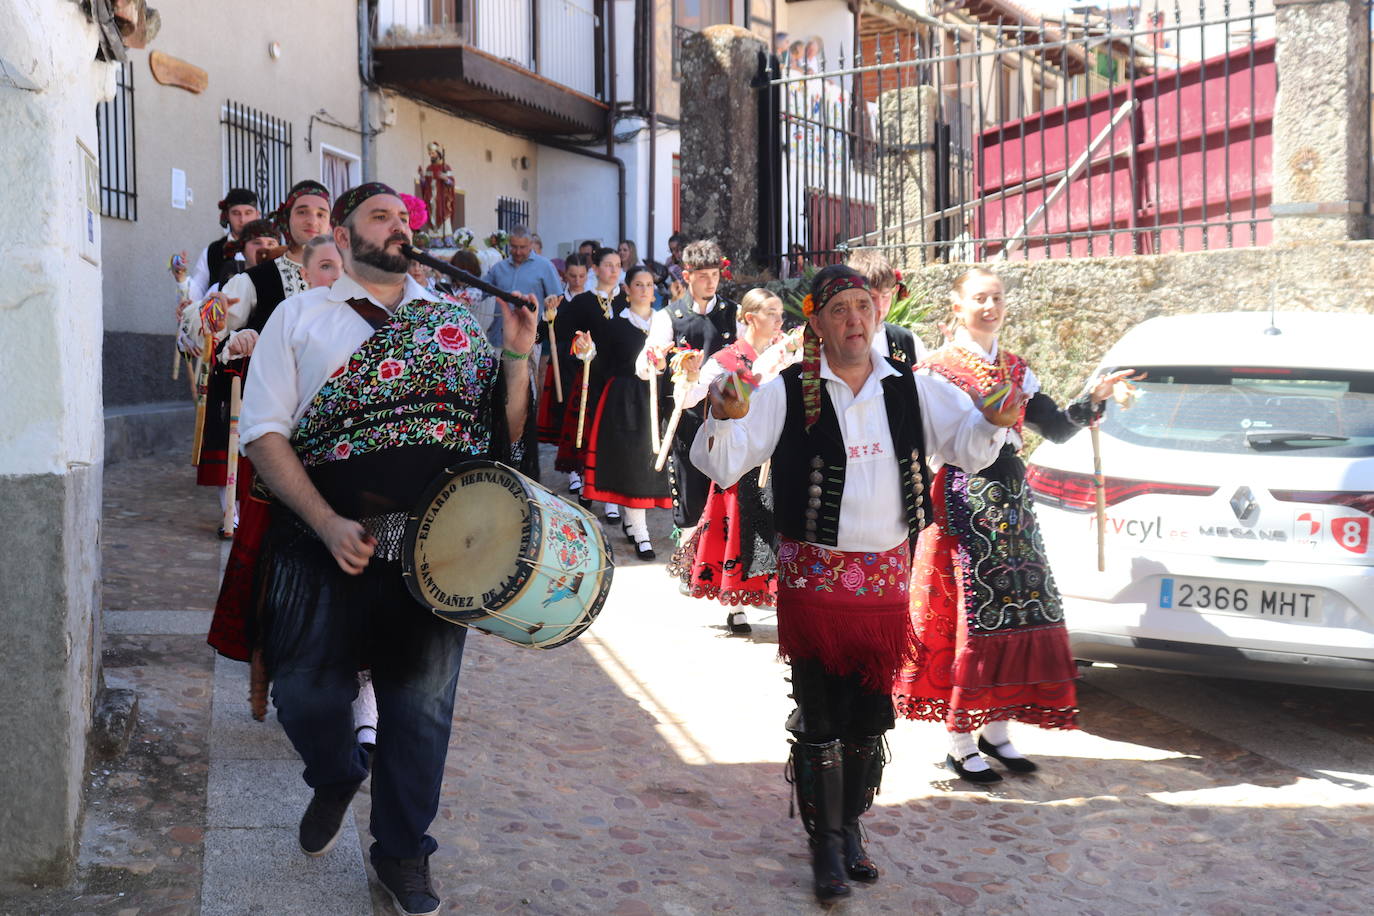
[402,460,614,649]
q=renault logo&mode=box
[1230,486,1258,522]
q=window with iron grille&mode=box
[96,61,137,221]
[496,196,531,232]
[221,100,294,215]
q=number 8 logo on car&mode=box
[1331,517,1371,554]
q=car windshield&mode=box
[1100,366,1374,456]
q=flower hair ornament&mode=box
[398,193,429,232]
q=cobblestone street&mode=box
[6,448,1374,915]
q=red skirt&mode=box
[893,465,1079,732]
[535,359,567,444]
[582,376,671,509]
[554,364,595,473]
[776,538,916,694]
[675,477,775,606]
[207,460,268,662]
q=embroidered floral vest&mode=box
[924,344,1030,442]
[292,298,501,515]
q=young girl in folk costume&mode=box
[535,254,592,443]
[893,268,1137,782]
[580,266,673,559]
[670,290,788,632]
[553,247,625,516]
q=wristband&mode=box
[501,347,532,361]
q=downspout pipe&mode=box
[646,0,657,263]
[358,0,373,180]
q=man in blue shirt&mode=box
[482,224,564,349]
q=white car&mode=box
[1027,311,1374,689]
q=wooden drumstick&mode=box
[758,459,771,488]
[190,330,213,465]
[654,350,700,472]
[222,374,242,537]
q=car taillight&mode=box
[1026,466,1218,512]
[1269,490,1374,514]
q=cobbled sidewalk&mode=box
[4,448,1374,915]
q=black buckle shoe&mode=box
[726,610,752,635]
[635,539,656,560]
[298,784,359,856]
[373,853,441,916]
[946,752,1003,784]
[978,735,1038,774]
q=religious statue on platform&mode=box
[416,141,456,234]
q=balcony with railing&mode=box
[373,0,609,136]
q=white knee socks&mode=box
[623,507,649,542]
[949,730,989,770]
[981,719,1025,758]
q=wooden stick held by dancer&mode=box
[572,331,595,448]
[654,349,701,472]
[647,346,668,455]
[190,330,212,465]
[222,374,242,538]
[169,251,189,380]
[544,295,564,403]
[1091,425,1106,572]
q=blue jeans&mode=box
[263,530,468,859]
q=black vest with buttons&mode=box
[666,295,738,354]
[771,359,933,551]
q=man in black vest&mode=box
[189,188,260,302]
[181,180,331,359]
[635,238,738,534]
[692,264,1020,903]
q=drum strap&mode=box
[346,298,391,330]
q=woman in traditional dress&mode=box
[535,254,592,444]
[553,247,624,516]
[892,268,1136,782]
[581,265,672,559]
[669,289,788,632]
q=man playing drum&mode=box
[239,181,536,916]
[692,264,1019,903]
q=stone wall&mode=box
[0,0,111,885]
[896,241,1374,403]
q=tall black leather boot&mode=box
[841,735,886,883]
[798,739,850,903]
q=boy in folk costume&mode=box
[691,265,1017,902]
[180,180,332,364]
[635,239,739,540]
[845,248,927,368]
[669,289,789,633]
[239,183,536,916]
[188,187,260,302]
